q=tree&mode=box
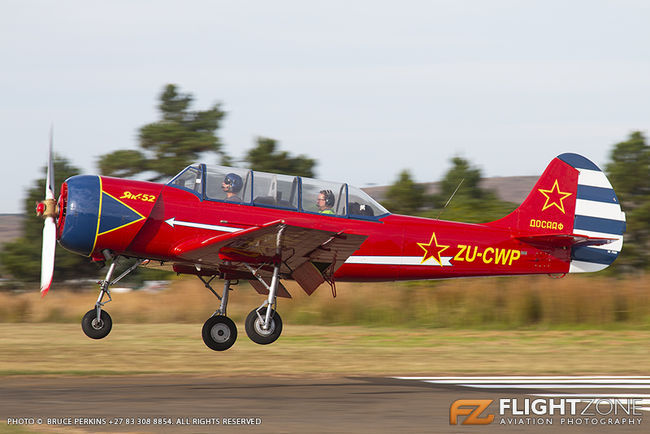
[0,156,99,284]
[382,170,426,215]
[98,84,226,181]
[96,150,146,178]
[424,157,516,223]
[244,137,316,177]
[439,157,485,201]
[381,157,516,221]
[605,131,650,271]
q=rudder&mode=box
[560,153,625,272]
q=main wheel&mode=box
[81,309,112,339]
[202,315,237,351]
[245,307,283,345]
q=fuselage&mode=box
[57,173,571,282]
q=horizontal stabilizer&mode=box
[516,233,619,248]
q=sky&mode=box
[2,0,649,213]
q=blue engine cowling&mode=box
[58,175,101,256]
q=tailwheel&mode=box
[245,307,283,345]
[81,309,112,339]
[202,315,237,351]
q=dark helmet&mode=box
[320,189,335,207]
[223,173,243,193]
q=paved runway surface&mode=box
[1,376,649,433]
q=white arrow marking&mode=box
[165,217,241,233]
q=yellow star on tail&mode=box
[538,179,572,214]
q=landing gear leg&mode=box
[244,226,285,345]
[81,256,116,339]
[81,255,143,340]
[200,277,237,351]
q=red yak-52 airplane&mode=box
[36,142,625,351]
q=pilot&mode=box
[317,190,335,214]
[222,173,243,202]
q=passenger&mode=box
[222,173,243,202]
[317,190,335,214]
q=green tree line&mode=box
[382,156,518,223]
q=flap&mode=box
[291,261,326,295]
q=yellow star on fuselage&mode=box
[417,232,449,266]
[538,179,572,214]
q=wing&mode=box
[171,220,367,295]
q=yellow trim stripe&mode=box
[97,190,146,236]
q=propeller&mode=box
[36,128,57,296]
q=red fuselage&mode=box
[57,175,570,282]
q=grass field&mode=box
[1,275,649,377]
[2,275,650,329]
[1,323,649,376]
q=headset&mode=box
[223,173,243,193]
[320,189,335,207]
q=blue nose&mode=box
[59,175,101,256]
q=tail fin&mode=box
[487,153,626,273]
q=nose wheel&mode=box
[81,309,112,339]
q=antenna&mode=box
[436,178,464,220]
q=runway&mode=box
[1,376,649,433]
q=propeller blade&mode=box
[40,127,57,296]
[45,126,55,200]
[40,216,56,296]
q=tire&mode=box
[245,307,283,345]
[202,315,237,351]
[81,309,112,339]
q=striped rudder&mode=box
[557,153,626,273]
